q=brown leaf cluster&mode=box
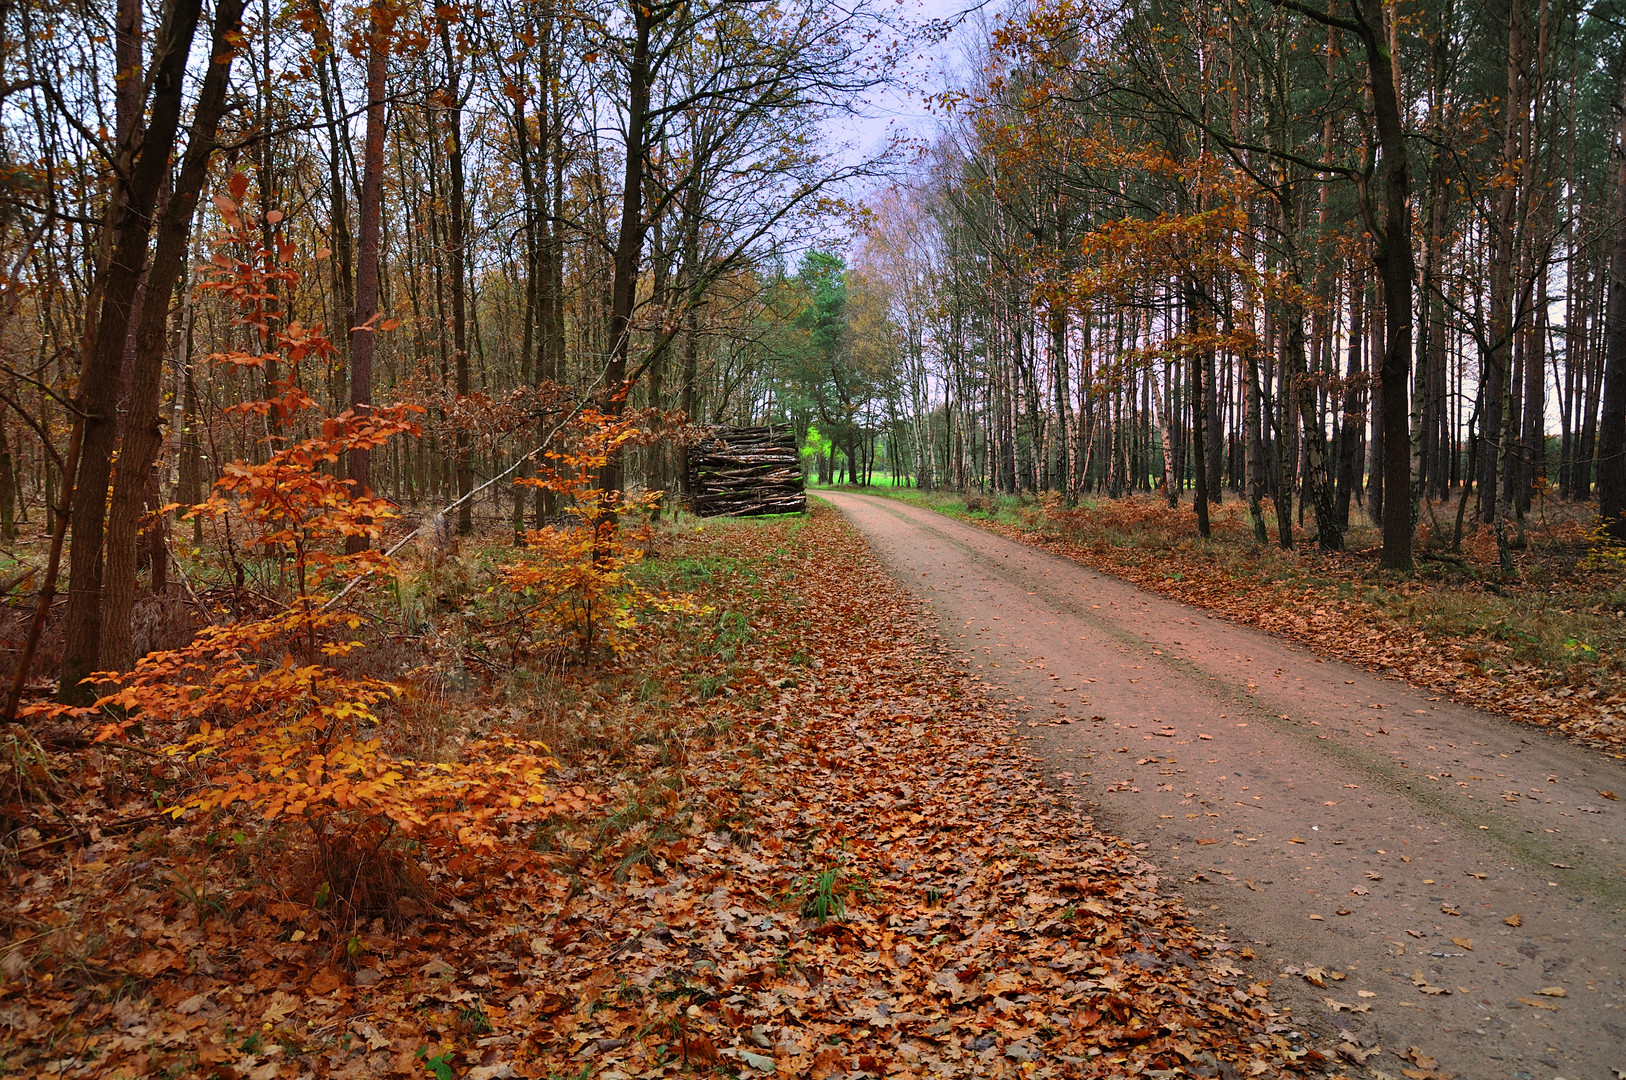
[1,506,1308,1078]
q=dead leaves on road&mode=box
[1410,971,1451,996]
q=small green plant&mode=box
[612,819,683,881]
[801,864,843,922]
[709,610,752,661]
[692,673,730,699]
[418,1047,455,1080]
[545,1067,594,1080]
[165,869,224,926]
[456,1006,493,1036]
[1564,637,1599,660]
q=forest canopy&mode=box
[841,0,1626,574]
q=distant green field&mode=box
[807,472,914,490]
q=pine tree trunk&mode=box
[1595,74,1626,537]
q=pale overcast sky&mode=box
[832,0,986,172]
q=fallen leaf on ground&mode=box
[0,506,1298,1080]
[1338,1041,1381,1063]
[1411,970,1450,995]
[1406,1048,1436,1066]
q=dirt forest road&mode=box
[819,491,1626,1080]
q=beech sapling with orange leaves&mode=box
[87,182,563,895]
[502,407,710,662]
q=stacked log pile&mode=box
[685,424,806,517]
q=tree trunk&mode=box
[1522,267,1548,512]
[1186,279,1211,538]
[1377,0,1415,570]
[1273,322,1297,550]
[1275,196,1341,550]
[598,5,653,521]
[1336,265,1364,528]
[440,16,473,534]
[1488,0,1528,569]
[59,0,208,703]
[99,0,247,674]
[1204,344,1222,503]
[1050,302,1070,502]
[311,0,355,372]
[1332,0,1417,569]
[1596,73,1626,538]
[0,420,13,544]
[346,0,392,553]
[1244,345,1269,542]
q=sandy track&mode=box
[820,491,1626,1080]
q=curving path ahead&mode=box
[819,490,1626,1080]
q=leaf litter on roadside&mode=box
[0,506,1310,1078]
[965,499,1626,758]
[507,508,1313,1077]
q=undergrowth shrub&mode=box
[1049,495,1189,548]
[76,189,566,917]
[500,408,709,662]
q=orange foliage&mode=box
[90,194,560,859]
[505,407,709,660]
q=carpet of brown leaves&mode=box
[0,505,1321,1078]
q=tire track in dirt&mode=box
[820,490,1626,1080]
